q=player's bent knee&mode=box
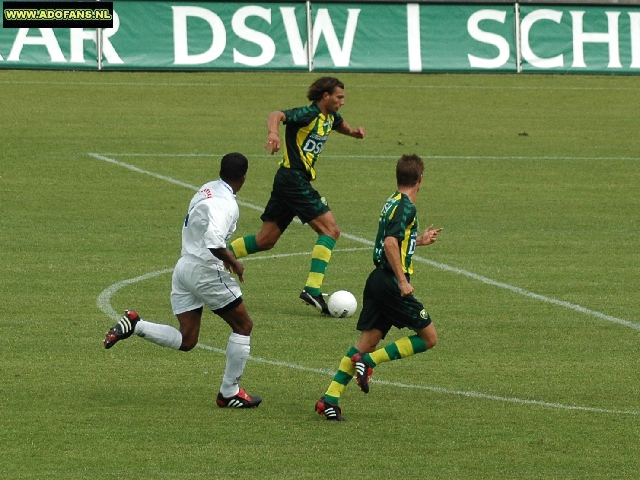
[419,325,437,349]
[240,318,253,336]
[256,225,282,251]
[324,220,340,239]
[255,235,278,251]
[258,240,276,251]
[233,315,253,336]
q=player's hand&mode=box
[399,280,414,297]
[225,261,245,283]
[351,126,365,139]
[420,224,443,246]
[265,132,280,155]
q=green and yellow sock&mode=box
[228,234,260,259]
[364,334,428,367]
[324,345,359,404]
[304,235,336,296]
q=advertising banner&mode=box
[0,1,639,73]
[311,3,516,71]
[519,5,640,72]
[0,0,101,68]
[101,2,310,70]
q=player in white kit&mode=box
[104,153,261,408]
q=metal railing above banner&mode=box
[1,0,640,73]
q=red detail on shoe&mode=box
[103,331,116,349]
[315,397,346,421]
[351,353,374,393]
[216,388,262,408]
[236,388,252,401]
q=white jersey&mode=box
[181,179,238,268]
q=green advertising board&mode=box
[1,1,639,73]
[519,5,640,72]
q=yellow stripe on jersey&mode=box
[316,113,329,136]
[400,218,416,275]
[387,201,415,275]
[295,123,315,177]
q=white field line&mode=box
[5,79,640,91]
[96,250,368,320]
[97,266,640,416]
[89,152,640,332]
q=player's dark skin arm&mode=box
[209,247,245,283]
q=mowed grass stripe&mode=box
[98,265,640,416]
[89,152,640,333]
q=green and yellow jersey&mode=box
[373,191,418,275]
[280,103,343,180]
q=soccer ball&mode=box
[327,290,358,318]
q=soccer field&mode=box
[1,69,639,479]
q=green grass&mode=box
[1,70,639,479]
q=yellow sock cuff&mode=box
[230,237,248,258]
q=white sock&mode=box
[219,333,251,398]
[135,319,182,350]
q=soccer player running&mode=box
[104,153,262,409]
[229,77,365,315]
[316,154,442,421]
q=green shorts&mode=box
[261,167,330,232]
[356,265,432,338]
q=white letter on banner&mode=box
[70,28,97,63]
[8,29,66,62]
[280,7,307,66]
[571,11,621,68]
[173,6,226,65]
[520,9,563,68]
[407,4,422,72]
[467,10,510,68]
[630,12,640,68]
[232,6,275,66]
[70,11,123,64]
[102,11,124,64]
[312,8,360,67]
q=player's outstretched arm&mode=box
[265,111,285,155]
[335,120,365,139]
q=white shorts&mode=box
[170,256,242,315]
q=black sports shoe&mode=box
[216,388,262,408]
[315,396,346,421]
[299,290,330,315]
[104,310,140,349]
[351,353,374,394]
